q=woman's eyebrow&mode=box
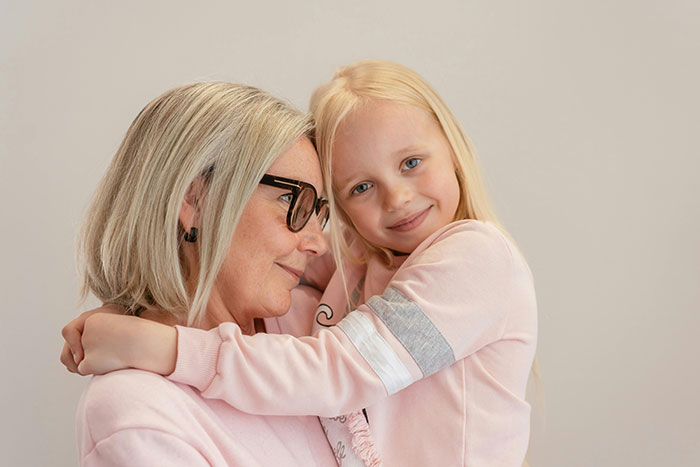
[303,178,325,196]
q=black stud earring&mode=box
[184,227,198,243]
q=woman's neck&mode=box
[137,294,261,335]
[138,309,182,326]
[200,289,258,335]
[180,247,259,335]
[139,306,262,335]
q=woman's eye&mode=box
[351,183,372,195]
[279,193,294,204]
[402,158,421,171]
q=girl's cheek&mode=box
[346,205,374,231]
[345,207,364,227]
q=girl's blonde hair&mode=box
[310,60,502,265]
[78,82,312,327]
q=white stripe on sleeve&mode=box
[337,311,414,395]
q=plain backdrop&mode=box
[2,1,698,466]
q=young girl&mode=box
[67,61,537,466]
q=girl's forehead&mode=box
[333,101,442,160]
[338,101,435,143]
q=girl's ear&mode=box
[178,176,206,230]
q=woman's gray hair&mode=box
[78,82,312,326]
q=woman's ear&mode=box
[178,177,206,231]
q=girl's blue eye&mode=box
[402,158,421,170]
[351,183,372,195]
[280,193,294,204]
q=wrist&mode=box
[131,319,178,376]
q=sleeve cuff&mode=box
[167,325,222,391]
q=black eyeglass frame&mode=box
[259,174,329,233]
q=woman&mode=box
[65,82,336,465]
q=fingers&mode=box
[77,358,92,376]
[60,305,130,375]
[61,311,89,373]
[61,316,86,365]
[78,313,118,376]
[60,342,80,373]
[60,305,121,368]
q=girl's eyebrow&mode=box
[392,144,425,157]
[334,173,360,195]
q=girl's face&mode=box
[332,100,461,254]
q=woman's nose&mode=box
[297,215,328,256]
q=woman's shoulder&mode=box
[82,368,179,402]
[78,369,195,443]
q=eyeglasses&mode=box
[259,174,330,232]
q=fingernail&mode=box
[73,353,78,364]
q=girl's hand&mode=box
[77,313,178,376]
[60,304,126,373]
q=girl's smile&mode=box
[387,205,432,231]
[332,99,461,254]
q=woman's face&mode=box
[205,137,327,330]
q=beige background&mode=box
[2,1,698,465]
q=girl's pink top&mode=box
[168,220,538,466]
[76,287,337,466]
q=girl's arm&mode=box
[167,221,536,417]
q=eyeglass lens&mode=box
[317,203,329,229]
[292,187,316,230]
[291,186,330,231]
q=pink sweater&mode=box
[169,220,537,466]
[76,287,337,466]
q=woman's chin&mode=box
[270,298,293,318]
[258,293,293,319]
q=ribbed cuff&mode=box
[167,325,222,391]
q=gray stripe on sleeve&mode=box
[367,286,455,377]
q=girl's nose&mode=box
[297,215,328,257]
[383,183,412,212]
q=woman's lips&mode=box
[278,264,303,282]
[388,206,432,232]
